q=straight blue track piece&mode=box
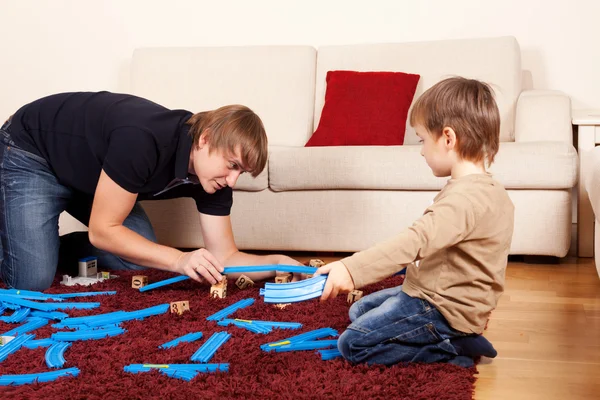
[0,293,64,302]
[0,289,65,301]
[222,265,318,275]
[124,363,229,373]
[52,291,116,298]
[159,332,203,349]
[206,298,255,321]
[60,311,127,326]
[190,332,231,363]
[60,304,169,328]
[274,340,338,352]
[262,275,327,303]
[217,319,271,334]
[2,317,48,337]
[45,342,71,368]
[319,348,343,360]
[139,275,189,292]
[23,338,57,349]
[0,334,35,362]
[260,327,339,351]
[160,369,198,381]
[0,307,31,323]
[0,367,80,386]
[30,311,69,321]
[51,326,126,341]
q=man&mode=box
[0,91,299,291]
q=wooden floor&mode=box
[292,254,600,400]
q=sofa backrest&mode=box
[131,46,317,146]
[315,36,522,144]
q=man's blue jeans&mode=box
[338,285,469,366]
[0,120,156,291]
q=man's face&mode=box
[189,136,246,194]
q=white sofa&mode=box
[111,36,577,257]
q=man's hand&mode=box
[174,248,224,284]
[314,261,355,301]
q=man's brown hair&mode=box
[409,77,500,165]
[187,105,268,177]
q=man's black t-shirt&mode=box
[8,91,232,216]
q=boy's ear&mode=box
[198,129,210,149]
[442,127,457,150]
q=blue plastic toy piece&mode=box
[51,326,126,341]
[2,317,48,337]
[319,348,343,360]
[0,295,99,311]
[60,304,169,328]
[0,293,64,302]
[0,334,35,362]
[261,327,339,352]
[0,289,66,301]
[219,319,302,330]
[60,311,127,326]
[45,342,71,368]
[190,332,231,363]
[52,291,117,298]
[274,340,338,352]
[30,311,69,321]
[217,319,271,334]
[159,332,203,349]
[0,307,31,323]
[261,275,327,303]
[206,298,255,321]
[138,275,189,292]
[159,369,198,381]
[23,338,57,349]
[222,265,318,275]
[124,363,229,374]
[0,367,80,386]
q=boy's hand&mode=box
[314,261,355,301]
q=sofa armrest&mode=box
[514,90,572,143]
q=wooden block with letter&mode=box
[170,300,190,315]
[235,274,254,290]
[131,275,148,289]
[275,273,292,284]
[347,290,363,304]
[210,276,228,298]
[309,259,325,268]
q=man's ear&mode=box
[442,127,457,150]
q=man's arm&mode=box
[199,212,301,281]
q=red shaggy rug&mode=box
[0,271,476,399]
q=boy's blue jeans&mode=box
[338,285,468,366]
[0,119,155,291]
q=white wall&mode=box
[0,0,599,118]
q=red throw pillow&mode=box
[306,70,420,146]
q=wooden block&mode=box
[235,274,254,290]
[210,286,227,298]
[309,259,325,268]
[169,300,190,315]
[131,275,148,289]
[347,290,363,304]
[275,273,292,284]
[274,303,291,309]
[99,271,110,279]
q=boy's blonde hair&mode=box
[409,77,500,165]
[186,105,268,177]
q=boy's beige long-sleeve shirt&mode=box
[342,174,514,334]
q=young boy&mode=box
[315,77,514,368]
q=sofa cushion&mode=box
[305,70,419,147]
[131,46,317,147]
[315,36,521,145]
[234,163,269,191]
[268,142,577,191]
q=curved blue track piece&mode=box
[261,327,339,351]
[2,317,48,337]
[51,326,126,341]
[206,298,255,321]
[30,311,69,321]
[275,340,338,352]
[0,367,80,386]
[23,338,56,349]
[0,334,35,362]
[124,363,229,373]
[139,275,189,292]
[262,276,327,303]
[190,332,231,363]
[0,307,31,323]
[319,348,343,360]
[45,342,71,368]
[159,332,203,349]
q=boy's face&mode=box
[189,134,246,194]
[415,124,454,177]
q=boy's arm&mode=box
[342,193,477,289]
